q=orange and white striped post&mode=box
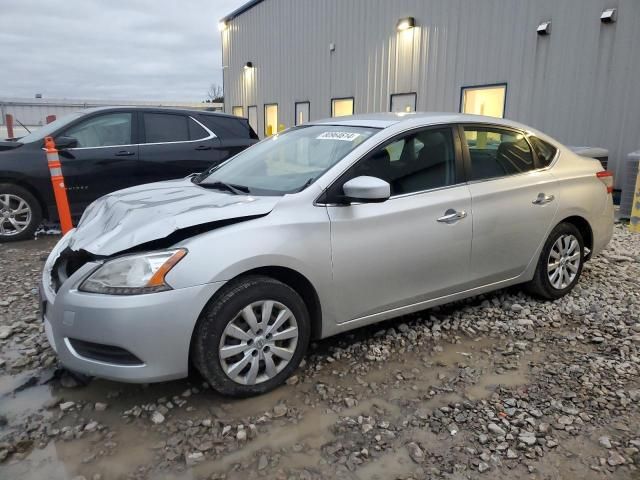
[44,136,73,234]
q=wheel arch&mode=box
[0,176,49,220]
[557,215,593,258]
[187,266,323,374]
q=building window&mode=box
[232,106,244,117]
[248,106,258,135]
[264,104,278,136]
[331,97,354,117]
[295,101,310,125]
[390,93,417,113]
[460,84,507,118]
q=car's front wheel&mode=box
[0,183,42,242]
[525,222,585,300]
[192,275,310,397]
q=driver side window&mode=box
[345,126,456,196]
[63,113,133,148]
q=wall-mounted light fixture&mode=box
[600,8,617,23]
[396,17,415,32]
[536,20,551,35]
[218,21,227,32]
[244,62,254,70]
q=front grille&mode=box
[68,338,144,366]
[51,249,94,293]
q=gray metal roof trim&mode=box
[221,0,265,22]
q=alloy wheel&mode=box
[547,234,581,290]
[219,300,299,385]
[0,194,32,237]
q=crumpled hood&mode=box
[68,178,281,255]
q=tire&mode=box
[525,222,585,300]
[0,183,42,242]
[192,275,310,397]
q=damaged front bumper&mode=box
[40,231,225,383]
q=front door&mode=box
[57,111,139,215]
[460,125,559,285]
[326,125,472,323]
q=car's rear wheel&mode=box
[525,222,585,300]
[0,184,42,242]
[192,275,310,397]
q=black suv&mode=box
[0,107,258,241]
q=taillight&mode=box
[596,170,614,193]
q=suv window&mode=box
[143,113,189,143]
[342,127,456,196]
[197,114,259,140]
[529,136,557,168]
[188,118,209,140]
[463,127,534,180]
[63,113,132,148]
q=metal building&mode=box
[220,0,640,184]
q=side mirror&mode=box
[342,176,391,203]
[54,136,78,150]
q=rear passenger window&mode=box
[463,127,534,181]
[143,113,189,143]
[197,114,259,140]
[529,136,557,168]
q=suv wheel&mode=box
[0,184,42,242]
[192,275,310,397]
[525,222,585,300]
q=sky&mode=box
[0,0,247,102]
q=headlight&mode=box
[79,249,187,295]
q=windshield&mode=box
[17,111,86,143]
[196,125,379,195]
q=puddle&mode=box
[0,370,55,421]
[1,424,155,480]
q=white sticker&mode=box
[316,131,361,141]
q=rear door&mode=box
[461,124,559,286]
[57,110,139,213]
[137,111,223,185]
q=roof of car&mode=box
[312,112,532,131]
[79,106,240,119]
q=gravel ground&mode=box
[0,225,639,480]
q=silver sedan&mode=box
[41,113,614,396]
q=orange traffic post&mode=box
[44,136,73,234]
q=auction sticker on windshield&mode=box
[316,131,361,141]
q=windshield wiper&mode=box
[200,181,250,195]
[297,178,315,192]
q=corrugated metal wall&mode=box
[222,0,640,182]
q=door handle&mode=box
[195,145,212,151]
[115,150,135,157]
[437,209,467,223]
[532,193,555,205]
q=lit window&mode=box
[390,93,417,113]
[331,98,354,117]
[232,106,244,117]
[264,104,278,136]
[295,101,310,125]
[461,84,506,118]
